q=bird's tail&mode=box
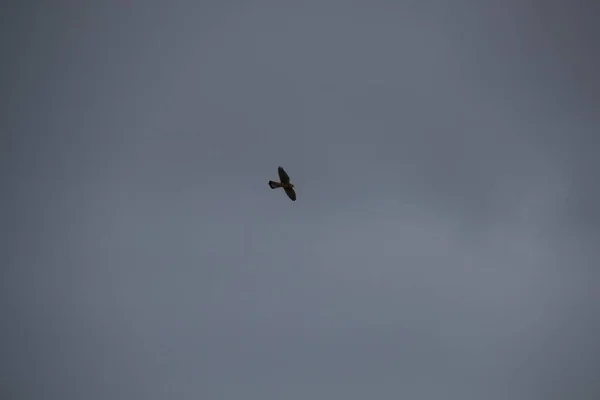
[268,181,281,189]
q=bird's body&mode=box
[269,166,296,201]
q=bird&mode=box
[268,166,296,201]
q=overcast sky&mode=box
[2,1,599,399]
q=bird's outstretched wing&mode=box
[284,187,296,201]
[278,166,290,184]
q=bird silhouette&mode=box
[268,166,296,201]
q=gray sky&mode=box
[2,1,599,399]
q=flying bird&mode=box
[268,166,296,201]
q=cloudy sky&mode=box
[2,1,599,399]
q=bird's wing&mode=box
[284,187,296,201]
[278,166,291,184]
